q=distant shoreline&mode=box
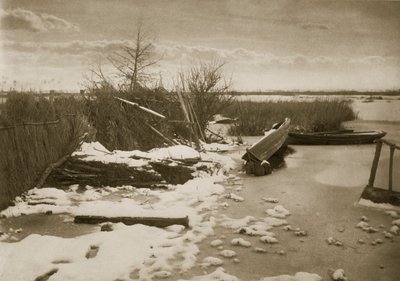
[231,90,400,96]
[1,89,400,97]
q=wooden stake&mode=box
[205,128,224,140]
[145,122,179,145]
[389,145,395,191]
[177,91,200,150]
[368,141,382,188]
[187,98,207,142]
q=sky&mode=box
[0,0,399,92]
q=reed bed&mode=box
[0,93,89,209]
[223,99,357,135]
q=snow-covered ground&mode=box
[0,142,321,281]
[1,117,400,281]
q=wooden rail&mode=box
[368,139,399,191]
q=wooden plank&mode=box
[380,139,400,150]
[389,145,395,191]
[114,96,166,119]
[74,215,190,228]
[368,141,383,187]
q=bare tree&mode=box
[108,21,159,91]
[177,60,234,132]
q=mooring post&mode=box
[388,145,395,191]
[368,141,383,188]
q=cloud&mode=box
[0,8,79,32]
[300,22,330,31]
[3,39,399,91]
[2,40,130,55]
[4,40,399,69]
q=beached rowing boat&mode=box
[288,130,386,145]
[242,118,290,176]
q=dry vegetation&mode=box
[223,99,357,136]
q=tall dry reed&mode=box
[224,99,357,135]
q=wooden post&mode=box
[177,91,200,150]
[388,145,395,191]
[368,141,382,187]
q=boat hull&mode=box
[242,119,290,176]
[288,131,386,145]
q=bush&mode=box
[84,87,190,150]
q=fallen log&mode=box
[74,215,190,228]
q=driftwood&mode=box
[34,268,59,281]
[45,157,163,187]
[36,154,70,188]
[74,215,190,228]
[44,157,196,187]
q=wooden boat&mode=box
[288,130,386,145]
[242,118,290,176]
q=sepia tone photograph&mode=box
[0,1,399,280]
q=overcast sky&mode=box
[1,0,399,91]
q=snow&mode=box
[201,256,224,267]
[235,223,274,236]
[226,193,244,202]
[74,142,201,163]
[254,247,267,253]
[332,269,348,281]
[390,225,399,235]
[358,199,400,211]
[230,238,251,247]
[392,219,400,226]
[265,205,290,218]
[262,197,279,203]
[264,217,288,227]
[259,272,322,281]
[179,268,322,281]
[384,210,399,218]
[0,223,200,281]
[1,139,247,281]
[0,141,334,281]
[1,177,225,222]
[260,235,278,244]
[71,142,228,171]
[178,267,240,281]
[201,142,237,152]
[218,215,256,229]
[219,249,237,258]
[210,239,224,247]
[0,175,224,280]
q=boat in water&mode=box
[288,130,386,145]
[242,118,290,176]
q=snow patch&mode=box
[218,215,256,229]
[219,249,237,258]
[178,267,239,281]
[201,256,224,267]
[230,238,251,247]
[332,269,348,281]
[265,205,290,218]
[260,235,278,244]
[358,199,400,211]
